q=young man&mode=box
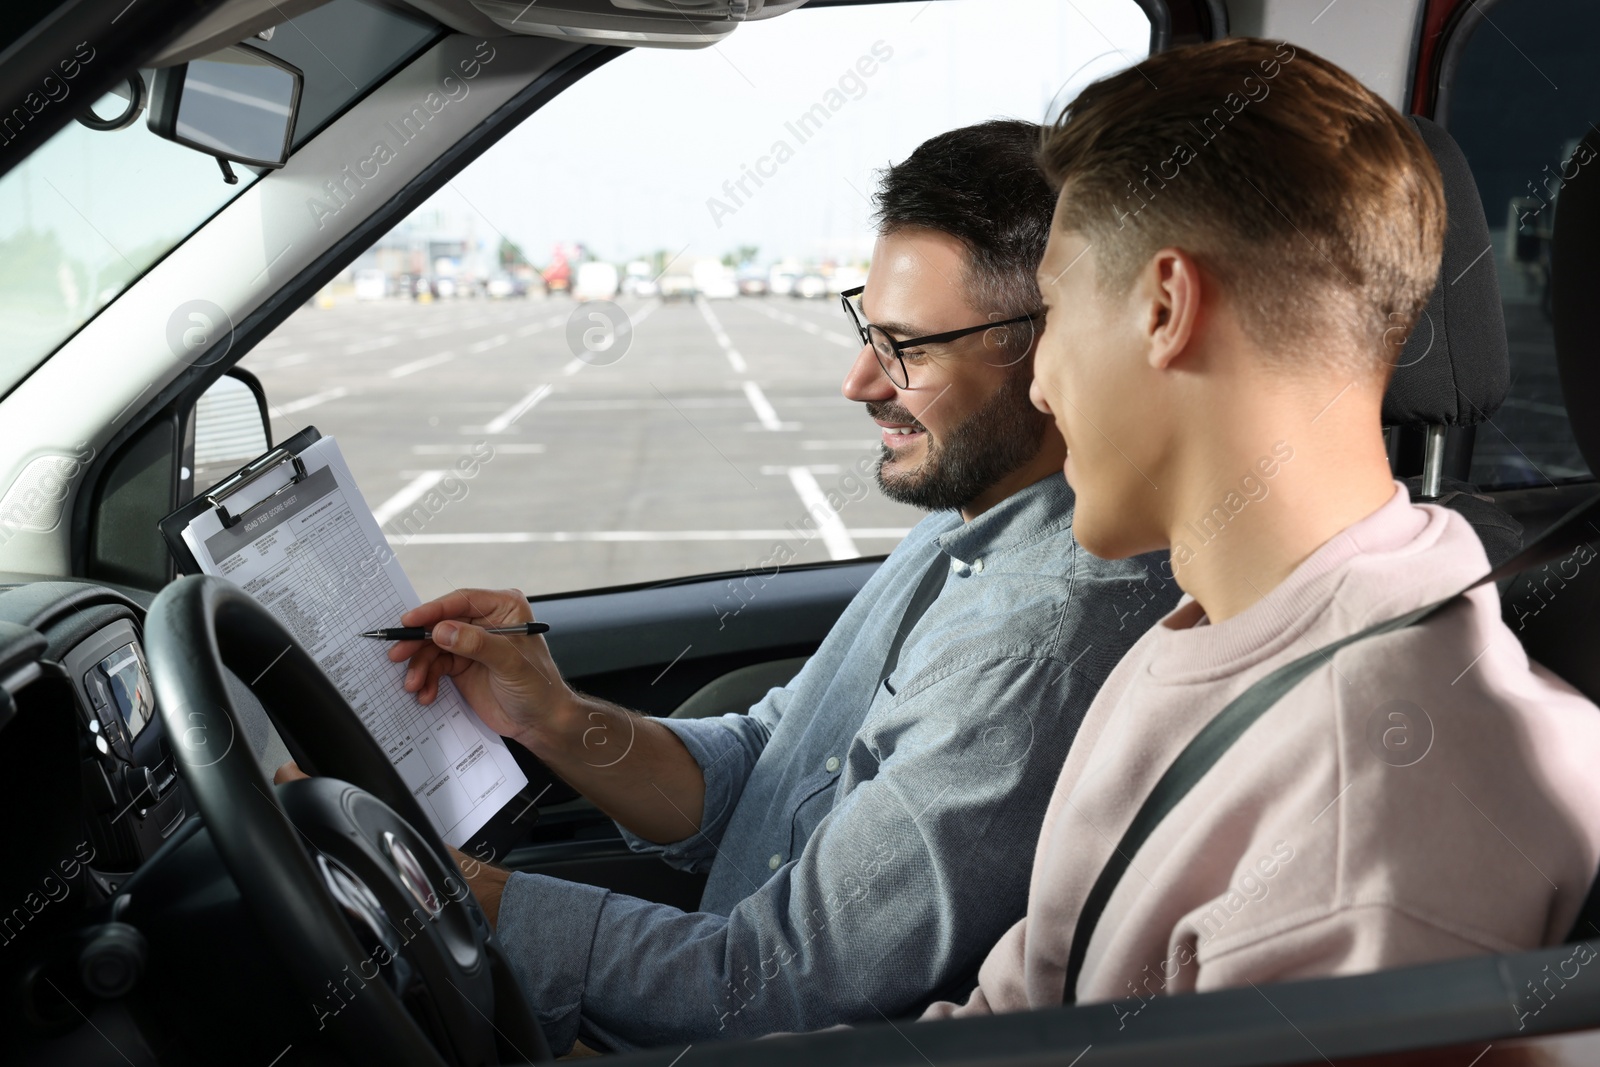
[380,121,1180,1050]
[922,39,1600,1019]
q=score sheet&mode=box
[180,435,527,846]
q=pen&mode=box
[358,621,551,641]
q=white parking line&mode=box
[267,386,348,417]
[389,351,455,378]
[373,471,445,526]
[344,335,400,354]
[395,529,911,544]
[746,300,857,349]
[515,313,569,338]
[741,381,783,431]
[783,467,858,560]
[695,296,748,372]
[760,464,839,475]
[802,440,877,450]
[486,384,553,433]
[467,333,510,354]
[628,298,663,328]
[268,352,311,369]
[411,443,545,454]
[561,299,661,376]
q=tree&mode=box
[498,237,529,268]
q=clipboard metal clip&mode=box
[206,447,309,528]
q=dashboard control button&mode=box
[122,766,156,803]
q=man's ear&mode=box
[1141,247,1202,371]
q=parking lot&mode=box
[238,292,923,602]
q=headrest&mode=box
[1381,116,1509,429]
[1551,129,1600,474]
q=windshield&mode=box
[0,0,437,399]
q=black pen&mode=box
[358,621,551,640]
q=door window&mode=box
[1444,0,1600,488]
[240,0,1152,598]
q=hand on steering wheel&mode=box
[146,575,550,1065]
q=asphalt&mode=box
[237,292,924,602]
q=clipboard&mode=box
[160,424,322,574]
[155,424,533,848]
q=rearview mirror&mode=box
[148,44,302,169]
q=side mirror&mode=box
[187,369,271,499]
[147,44,302,169]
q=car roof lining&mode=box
[148,0,336,65]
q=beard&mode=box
[871,369,1052,512]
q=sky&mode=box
[431,0,1150,267]
[0,0,1147,375]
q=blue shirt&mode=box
[495,473,1178,1052]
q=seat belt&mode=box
[1062,489,1600,1004]
[879,550,951,696]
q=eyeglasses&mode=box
[839,285,1041,388]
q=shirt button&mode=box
[825,756,840,773]
[950,557,971,577]
[971,557,984,574]
[768,853,782,870]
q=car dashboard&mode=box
[0,573,291,1052]
[2,578,184,875]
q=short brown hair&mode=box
[1038,37,1445,377]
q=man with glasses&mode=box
[376,120,1179,1050]
[838,283,1047,512]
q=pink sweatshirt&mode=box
[923,484,1600,1020]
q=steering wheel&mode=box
[144,575,550,1065]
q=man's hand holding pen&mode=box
[386,588,708,844]
[384,589,574,760]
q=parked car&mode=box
[353,268,388,300]
[693,260,739,299]
[486,273,524,299]
[794,272,829,299]
[658,270,697,301]
[768,263,801,295]
[573,260,620,301]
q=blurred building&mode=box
[348,202,496,292]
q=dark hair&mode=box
[872,119,1056,329]
[1039,38,1445,376]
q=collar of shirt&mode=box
[935,471,1076,576]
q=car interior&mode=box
[4,0,1600,1064]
